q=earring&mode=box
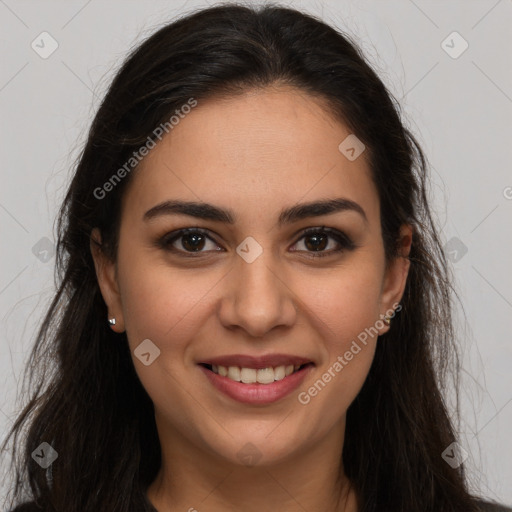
[383,315,391,326]
[108,318,116,326]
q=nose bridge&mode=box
[220,245,296,336]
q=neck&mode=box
[146,416,358,512]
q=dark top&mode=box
[9,499,512,511]
[477,502,512,512]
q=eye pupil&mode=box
[182,233,205,251]
[305,233,328,251]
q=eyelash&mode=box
[156,226,356,259]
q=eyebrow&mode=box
[143,197,368,226]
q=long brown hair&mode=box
[2,4,483,511]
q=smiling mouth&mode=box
[199,362,314,385]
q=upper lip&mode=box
[199,354,314,370]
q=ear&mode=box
[90,228,125,333]
[377,224,413,334]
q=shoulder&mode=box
[9,502,44,512]
[475,500,512,512]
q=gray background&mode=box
[1,0,511,505]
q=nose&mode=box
[218,251,297,338]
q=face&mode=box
[92,85,411,467]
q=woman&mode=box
[2,4,510,511]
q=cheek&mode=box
[296,260,384,342]
[115,255,221,417]
[116,242,221,355]
[292,262,383,404]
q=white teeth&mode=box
[227,366,241,381]
[240,368,257,383]
[256,367,275,384]
[273,365,286,381]
[211,364,306,384]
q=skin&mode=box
[91,85,412,512]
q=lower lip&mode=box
[199,364,314,405]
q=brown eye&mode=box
[180,232,207,251]
[158,228,223,255]
[303,232,329,251]
[291,227,355,258]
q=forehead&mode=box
[121,86,379,227]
